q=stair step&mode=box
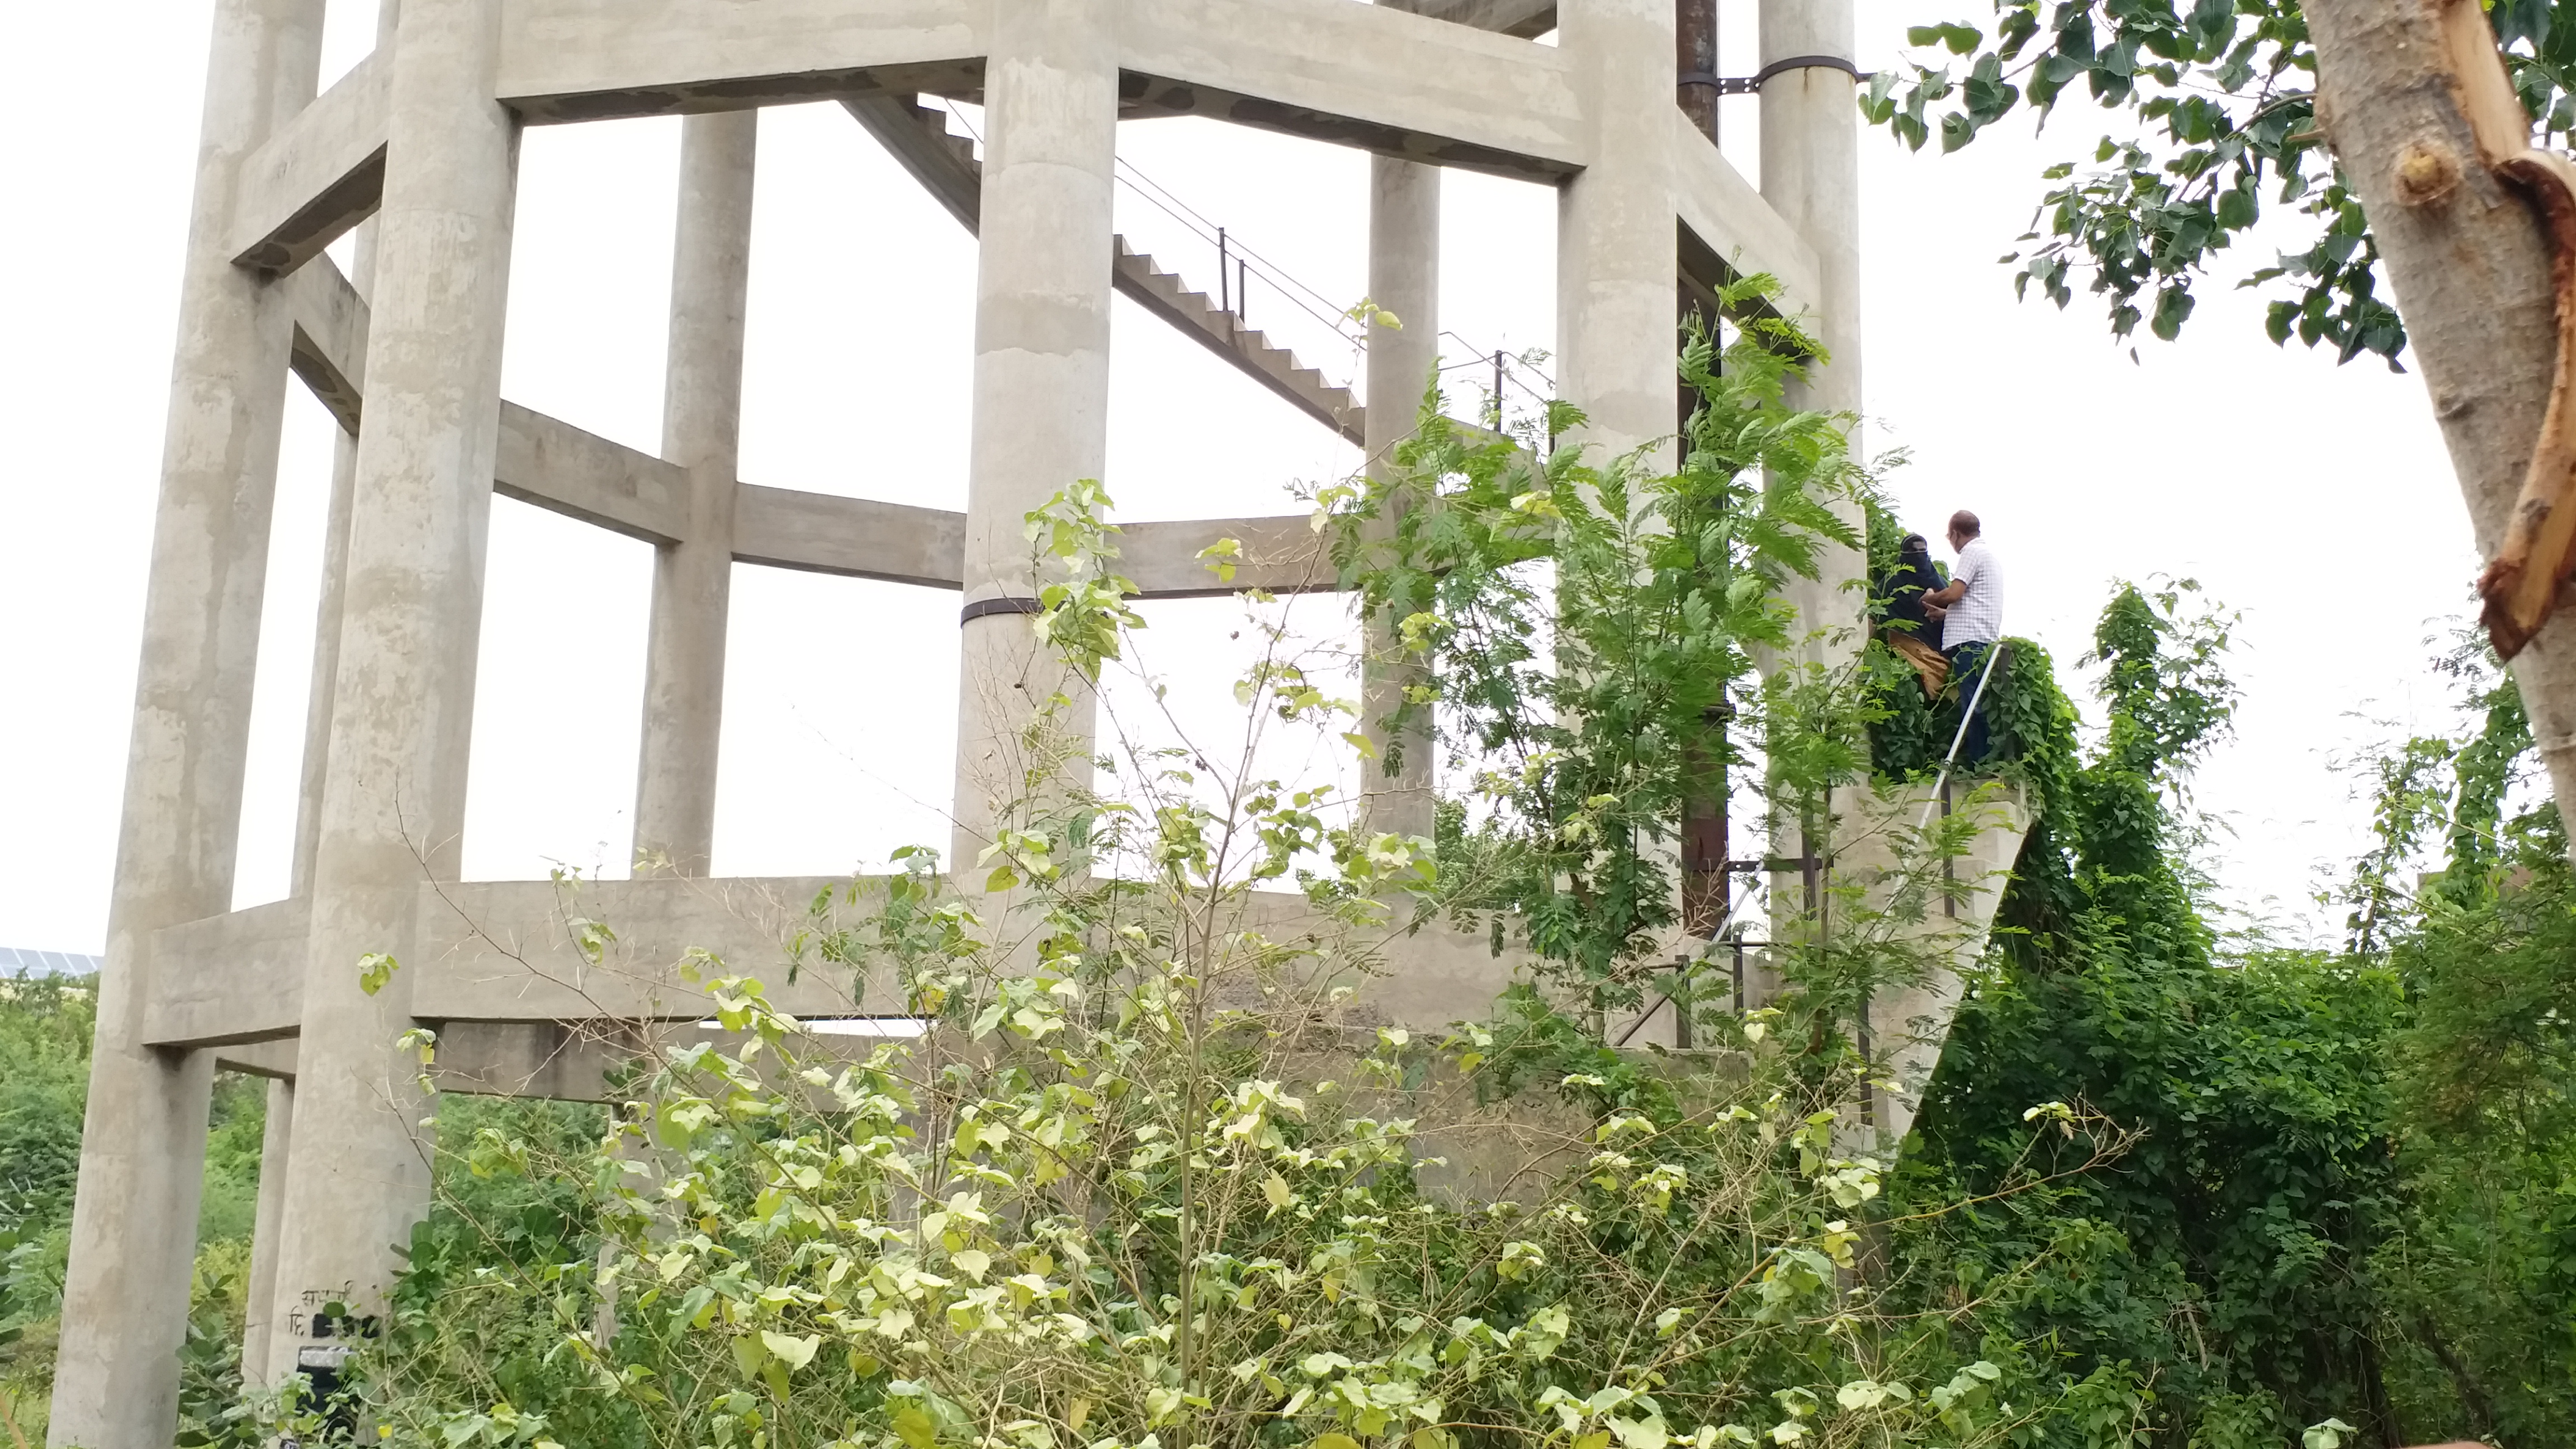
[858,98,1366,445]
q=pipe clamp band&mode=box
[959,595,1044,624]
[1694,56,1863,96]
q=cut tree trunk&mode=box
[2308,0,2576,849]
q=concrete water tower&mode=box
[50,1,1858,1442]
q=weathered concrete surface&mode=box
[495,401,690,543]
[1121,0,1581,178]
[1753,2,1870,1024]
[732,484,967,588]
[240,1078,297,1381]
[1674,115,1821,320]
[228,50,387,273]
[499,0,983,121]
[1835,783,2028,1143]
[1555,0,1677,464]
[633,103,754,877]
[143,897,309,1047]
[265,0,519,1385]
[288,0,401,953]
[1410,0,1559,39]
[1360,155,1441,840]
[409,874,886,1021]
[215,1038,302,1078]
[280,250,368,433]
[1761,0,1865,671]
[948,0,1117,865]
[1119,515,1330,598]
[636,111,755,878]
[49,0,324,1439]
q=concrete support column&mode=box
[1677,0,1720,143]
[292,0,403,898]
[1759,0,1864,667]
[1755,1,1885,1126]
[635,111,758,876]
[266,0,518,1385]
[47,0,323,1439]
[948,0,1117,865]
[1556,0,1679,467]
[1360,157,1441,841]
[241,1078,297,1377]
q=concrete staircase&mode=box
[844,93,1367,447]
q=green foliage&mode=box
[1899,595,2576,1447]
[342,343,2132,1449]
[1325,284,1868,1005]
[1863,1,2576,367]
[2329,641,2576,1443]
[1887,579,2425,1448]
[0,973,95,1236]
[0,968,274,1438]
[151,321,2568,1449]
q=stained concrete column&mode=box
[1676,0,1720,143]
[1556,0,1679,466]
[635,111,758,876]
[292,0,403,899]
[1359,157,1441,841]
[1759,0,1864,667]
[241,1078,297,1377]
[948,0,1117,865]
[265,0,518,1385]
[48,0,323,1440]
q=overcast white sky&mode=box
[0,1,2477,955]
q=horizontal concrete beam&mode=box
[433,1018,905,1101]
[498,0,984,122]
[274,261,688,539]
[1407,0,1557,39]
[1121,515,1333,598]
[492,0,1574,174]
[410,875,894,1022]
[1674,116,1821,322]
[495,404,690,544]
[1120,0,1583,179]
[263,257,1340,596]
[280,252,367,433]
[214,1039,300,1080]
[732,483,964,589]
[731,487,1336,599]
[229,51,388,273]
[138,871,1524,1069]
[143,898,307,1048]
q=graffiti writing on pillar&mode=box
[287,1284,382,1342]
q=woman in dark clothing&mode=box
[1882,534,1948,646]
[1878,533,1949,692]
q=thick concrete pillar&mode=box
[1759,0,1864,667]
[635,111,758,876]
[241,1078,297,1378]
[292,0,402,899]
[1556,0,1679,466]
[47,0,323,1439]
[949,0,1117,865]
[294,341,367,898]
[1360,157,1441,840]
[266,0,518,1385]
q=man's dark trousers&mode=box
[1943,641,1996,766]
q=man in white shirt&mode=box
[1922,510,2003,764]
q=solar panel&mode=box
[0,946,105,976]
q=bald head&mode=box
[1949,510,1982,539]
